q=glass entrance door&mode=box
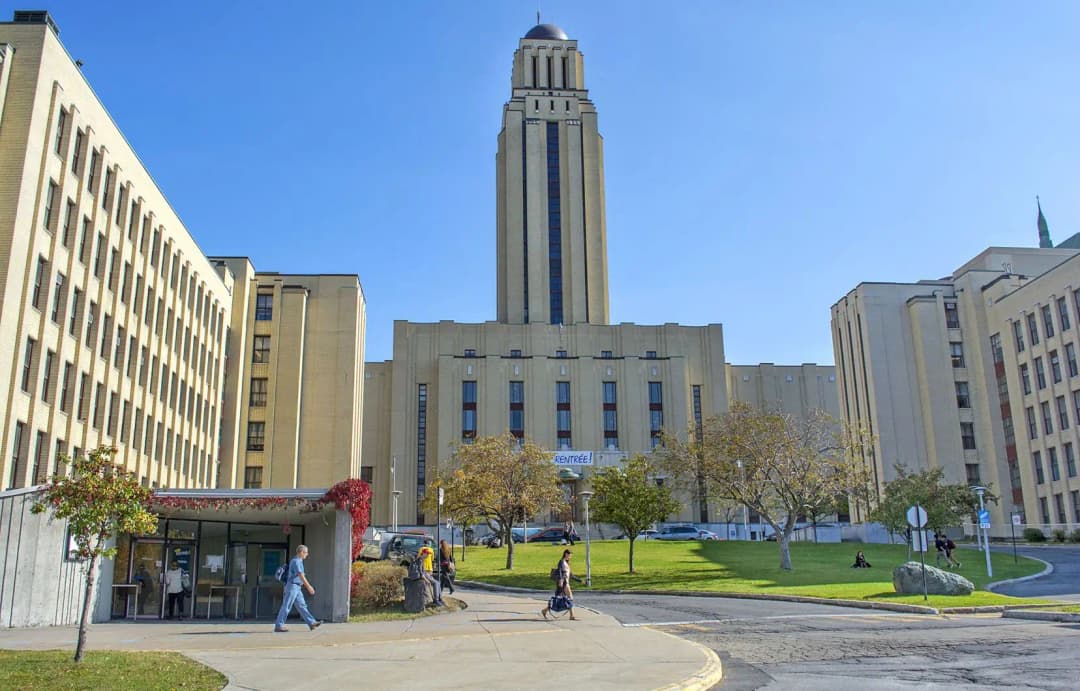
[130,539,164,618]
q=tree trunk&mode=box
[777,535,793,571]
[504,527,514,570]
[461,535,466,563]
[75,553,98,662]
[628,536,636,574]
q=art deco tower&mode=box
[495,23,610,326]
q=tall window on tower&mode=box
[417,383,427,523]
[462,381,477,442]
[509,381,525,443]
[603,382,618,450]
[649,382,664,449]
[546,122,563,324]
[556,381,572,450]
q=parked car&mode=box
[528,527,570,543]
[656,525,701,541]
[696,529,721,541]
[510,527,544,543]
[479,533,502,548]
[357,532,434,565]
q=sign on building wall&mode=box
[553,451,594,466]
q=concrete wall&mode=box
[0,487,92,627]
[298,508,351,623]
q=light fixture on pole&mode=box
[391,456,399,531]
[578,490,594,588]
[736,460,749,541]
[970,485,992,578]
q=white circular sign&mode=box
[906,505,928,528]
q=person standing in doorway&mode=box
[164,560,186,619]
[274,545,322,632]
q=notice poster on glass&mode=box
[262,548,286,585]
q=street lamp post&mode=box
[736,460,749,541]
[391,456,399,531]
[971,485,992,578]
[578,491,594,588]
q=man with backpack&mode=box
[274,545,322,632]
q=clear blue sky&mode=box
[38,1,1080,364]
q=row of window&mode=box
[1023,391,1080,441]
[1018,344,1079,396]
[1037,490,1080,526]
[1032,444,1079,485]
[8,403,214,491]
[458,380,665,450]
[1013,292,1080,353]
[464,348,660,359]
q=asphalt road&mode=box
[579,547,1080,690]
[989,545,1080,601]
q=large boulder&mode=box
[892,561,974,595]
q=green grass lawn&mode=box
[0,650,225,690]
[457,540,1046,608]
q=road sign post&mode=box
[972,487,993,579]
[1010,513,1021,565]
[907,503,929,602]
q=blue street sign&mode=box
[978,509,991,528]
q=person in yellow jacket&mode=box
[417,545,444,607]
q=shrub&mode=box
[1023,527,1047,542]
[1053,529,1067,543]
[350,561,366,603]
[352,562,406,609]
[1070,529,1080,544]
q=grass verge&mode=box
[0,650,226,690]
[349,596,465,622]
[458,540,1047,608]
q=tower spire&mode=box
[1037,196,1053,248]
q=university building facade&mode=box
[0,13,367,493]
[833,228,1080,535]
[361,23,837,527]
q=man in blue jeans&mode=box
[275,544,322,632]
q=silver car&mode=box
[656,525,701,541]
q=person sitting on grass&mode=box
[851,550,871,568]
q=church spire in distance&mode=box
[1037,196,1053,248]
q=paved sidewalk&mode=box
[0,588,720,690]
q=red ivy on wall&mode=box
[150,479,372,560]
[313,479,372,560]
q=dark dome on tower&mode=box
[524,23,568,40]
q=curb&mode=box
[986,556,1054,592]
[1002,609,1080,623]
[652,631,723,691]
[457,581,940,615]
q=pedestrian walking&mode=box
[945,537,961,568]
[274,545,322,632]
[541,549,582,621]
[439,539,456,595]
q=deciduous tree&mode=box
[590,455,680,573]
[870,465,992,549]
[659,403,872,570]
[435,434,564,569]
[31,447,157,662]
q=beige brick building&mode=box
[0,12,369,495]
[832,244,1080,533]
[988,251,1080,532]
[213,258,366,491]
[361,23,835,527]
[0,13,230,489]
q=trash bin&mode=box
[464,528,475,546]
[403,577,427,613]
